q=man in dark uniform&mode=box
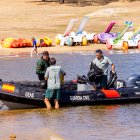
[36,51,50,81]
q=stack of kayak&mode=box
[39,37,52,47]
[1,38,32,48]
[1,37,52,48]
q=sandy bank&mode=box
[0,44,107,56]
[0,0,140,56]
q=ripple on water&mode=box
[0,52,140,139]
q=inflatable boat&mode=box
[0,74,140,109]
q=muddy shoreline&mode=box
[0,44,108,56]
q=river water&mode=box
[0,50,140,140]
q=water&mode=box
[0,50,140,140]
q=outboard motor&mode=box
[127,74,140,87]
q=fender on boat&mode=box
[101,89,120,98]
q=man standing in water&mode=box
[91,49,115,88]
[44,58,66,109]
[36,51,50,82]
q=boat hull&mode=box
[0,81,140,109]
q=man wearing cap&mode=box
[91,49,115,88]
[36,51,50,81]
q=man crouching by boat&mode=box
[91,49,115,88]
[36,51,50,87]
[44,58,66,109]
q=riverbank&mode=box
[0,44,107,55]
[0,0,140,56]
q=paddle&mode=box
[113,21,133,44]
[129,25,140,40]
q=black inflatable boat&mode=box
[0,74,140,109]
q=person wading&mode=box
[91,49,115,88]
[44,57,66,109]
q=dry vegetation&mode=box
[0,0,139,55]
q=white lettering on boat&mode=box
[135,92,140,95]
[25,92,34,98]
[70,96,90,101]
[136,81,140,85]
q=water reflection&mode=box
[1,104,140,139]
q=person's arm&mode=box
[45,77,48,80]
[111,63,115,73]
[107,57,115,73]
[44,68,49,80]
[60,68,66,76]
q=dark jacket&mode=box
[36,57,50,75]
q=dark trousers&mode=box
[37,74,47,89]
[95,75,107,88]
[38,74,45,81]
